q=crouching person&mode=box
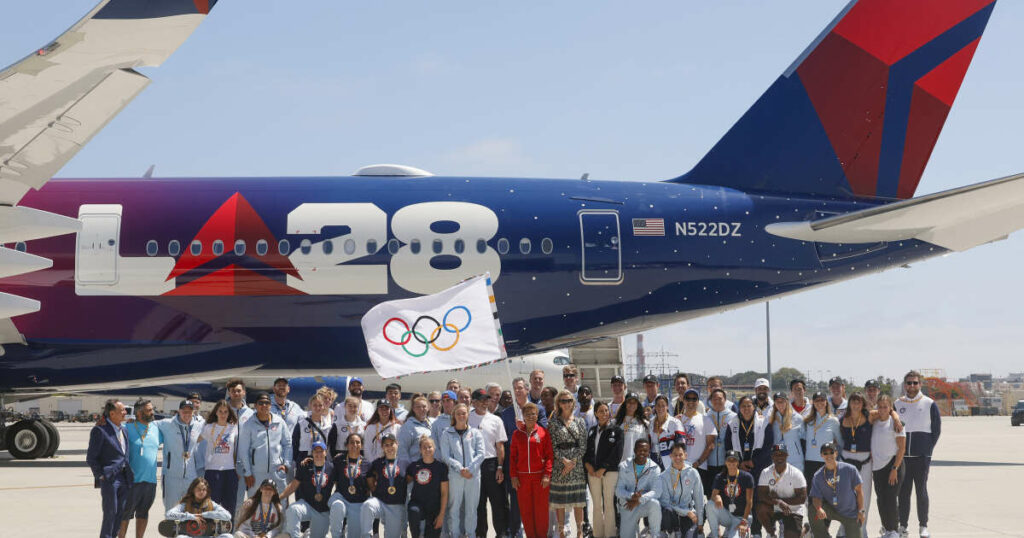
[162,477,233,538]
[234,479,284,537]
[616,438,662,537]
[280,441,334,537]
[658,442,704,538]
[329,433,370,538]
[361,433,408,538]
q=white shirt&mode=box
[576,407,597,430]
[670,395,707,415]
[469,411,507,459]
[754,399,774,419]
[758,463,807,516]
[870,417,906,472]
[201,422,238,471]
[363,422,400,463]
[296,415,333,454]
[609,397,625,417]
[678,412,718,469]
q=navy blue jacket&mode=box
[86,421,134,487]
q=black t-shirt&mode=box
[712,470,755,517]
[333,457,370,503]
[406,459,448,512]
[295,460,335,513]
[368,457,407,505]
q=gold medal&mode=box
[183,452,190,461]
[387,486,396,495]
[314,493,323,502]
[348,485,356,495]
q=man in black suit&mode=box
[86,399,133,538]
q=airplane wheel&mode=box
[39,419,60,458]
[5,420,50,460]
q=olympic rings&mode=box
[382,306,472,357]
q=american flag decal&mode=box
[632,218,665,236]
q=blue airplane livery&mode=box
[1,0,1022,458]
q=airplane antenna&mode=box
[143,165,156,178]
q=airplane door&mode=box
[76,205,121,285]
[579,210,622,284]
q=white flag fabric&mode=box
[361,273,507,379]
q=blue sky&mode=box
[3,1,1023,383]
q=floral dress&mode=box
[548,414,588,508]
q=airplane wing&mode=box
[0,0,219,204]
[765,172,1024,252]
[0,0,220,344]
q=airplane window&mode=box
[300,239,312,255]
[519,238,532,254]
[387,239,400,255]
[454,239,465,254]
[410,239,421,254]
[432,239,443,254]
[366,239,378,254]
[278,239,290,255]
[212,240,224,256]
[190,240,202,256]
[234,239,246,256]
[146,240,158,256]
[13,242,26,252]
[476,239,487,254]
[344,238,356,255]
[497,238,509,255]
[323,240,334,255]
[168,240,181,257]
[257,239,268,256]
[541,237,553,254]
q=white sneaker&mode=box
[919,526,930,538]
[898,526,908,538]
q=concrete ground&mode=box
[2,416,1021,537]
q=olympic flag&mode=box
[360,273,507,379]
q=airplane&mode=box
[1,0,1021,459]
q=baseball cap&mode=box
[772,392,787,401]
[178,399,194,409]
[442,390,457,400]
[829,376,844,387]
[820,442,839,454]
[754,378,770,389]
[771,443,788,453]
[643,374,658,384]
[380,432,397,443]
[376,399,392,408]
[725,450,741,461]
[471,388,489,401]
[254,392,271,404]
[311,440,328,452]
[349,377,363,385]
[811,391,827,401]
[610,375,625,384]
[683,388,699,398]
[864,379,880,389]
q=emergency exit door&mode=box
[579,210,622,284]
[76,205,121,285]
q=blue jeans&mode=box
[328,494,363,538]
[285,500,330,538]
[618,499,661,538]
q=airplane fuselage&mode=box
[0,175,942,391]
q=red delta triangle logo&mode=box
[163,193,303,296]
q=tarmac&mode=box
[2,416,1021,537]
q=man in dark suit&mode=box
[86,399,133,538]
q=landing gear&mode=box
[5,419,51,459]
[38,419,60,458]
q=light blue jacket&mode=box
[399,416,433,464]
[439,426,486,475]
[706,408,737,467]
[615,457,661,507]
[239,414,292,477]
[771,412,805,470]
[166,500,232,522]
[803,415,843,463]
[231,402,254,424]
[270,398,305,435]
[430,414,451,443]
[658,463,704,523]
[157,416,204,481]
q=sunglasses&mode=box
[256,401,270,406]
[428,399,441,404]
[683,397,698,402]
[559,399,574,404]
[563,373,576,378]
[905,381,920,385]
[821,451,836,456]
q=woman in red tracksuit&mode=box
[509,402,554,538]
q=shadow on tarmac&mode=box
[931,460,1024,467]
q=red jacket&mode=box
[509,424,553,479]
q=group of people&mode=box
[85,368,941,538]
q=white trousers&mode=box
[587,472,618,538]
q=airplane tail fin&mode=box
[670,0,997,200]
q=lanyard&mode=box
[277,401,290,421]
[257,502,272,526]
[345,458,363,485]
[313,465,325,496]
[384,459,398,489]
[848,416,863,440]
[179,422,192,454]
[725,472,740,501]
[632,461,651,493]
[670,467,685,504]
[825,466,840,494]
[812,416,826,438]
